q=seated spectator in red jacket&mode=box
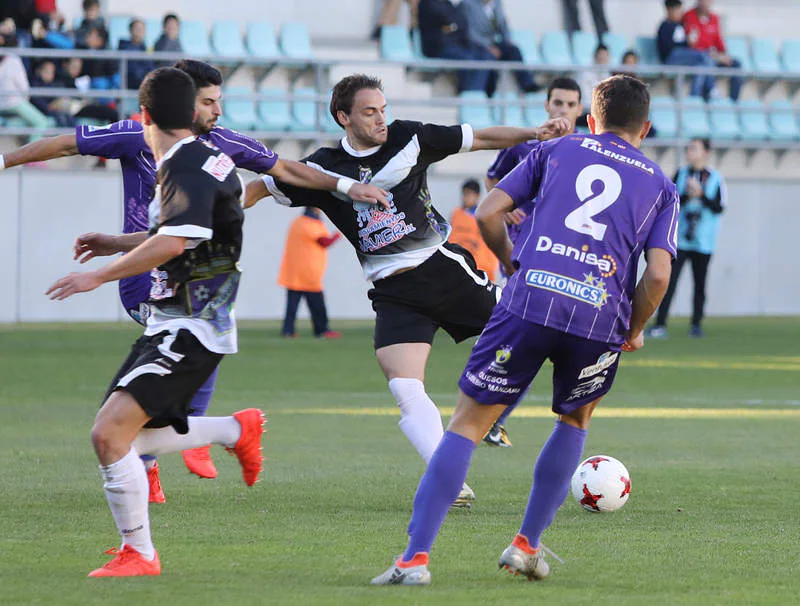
[682,0,741,100]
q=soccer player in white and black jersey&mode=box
[247,74,570,506]
[47,67,266,578]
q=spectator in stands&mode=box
[657,0,716,99]
[74,0,104,48]
[562,0,608,36]
[622,49,638,65]
[29,59,74,125]
[449,179,498,282]
[118,19,155,89]
[0,1,37,32]
[372,0,419,40]
[0,30,51,129]
[418,0,491,93]
[154,13,182,53]
[683,0,742,100]
[462,0,540,96]
[58,55,118,123]
[278,207,342,339]
[577,43,610,104]
[81,25,120,91]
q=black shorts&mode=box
[368,242,501,350]
[105,328,223,434]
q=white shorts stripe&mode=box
[117,362,172,388]
[438,245,489,287]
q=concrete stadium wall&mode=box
[1,168,798,323]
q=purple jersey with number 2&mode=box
[496,133,679,345]
[75,120,278,320]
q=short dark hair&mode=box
[82,0,99,10]
[87,25,108,45]
[692,137,711,152]
[622,50,639,62]
[173,59,223,90]
[595,43,609,56]
[139,67,196,131]
[330,74,383,127]
[665,0,682,8]
[129,18,144,32]
[591,74,650,133]
[462,179,480,194]
[547,77,581,102]
[163,13,180,27]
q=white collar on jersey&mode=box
[341,136,381,157]
[156,135,197,169]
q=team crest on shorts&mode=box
[525,270,610,309]
[489,345,513,374]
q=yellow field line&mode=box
[281,407,800,419]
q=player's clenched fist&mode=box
[535,117,572,141]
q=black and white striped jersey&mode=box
[262,119,474,281]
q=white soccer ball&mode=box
[570,455,631,513]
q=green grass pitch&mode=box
[1,317,798,605]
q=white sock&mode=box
[99,447,155,560]
[132,417,242,456]
[389,378,445,463]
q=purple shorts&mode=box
[458,307,622,415]
[119,272,151,326]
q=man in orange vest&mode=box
[449,179,498,282]
[278,207,342,338]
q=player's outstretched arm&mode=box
[624,248,673,351]
[475,188,516,275]
[73,231,149,263]
[0,134,79,169]
[47,234,185,301]
[471,118,571,151]
[243,179,272,209]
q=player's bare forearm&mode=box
[475,188,516,274]
[244,179,271,209]
[471,118,571,151]
[627,248,672,339]
[1,134,78,169]
[74,231,147,263]
[114,232,149,252]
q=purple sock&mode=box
[518,421,587,548]
[402,431,476,561]
[188,366,219,417]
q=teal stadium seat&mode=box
[246,22,280,60]
[780,39,800,72]
[738,100,771,141]
[523,92,548,128]
[211,21,247,58]
[290,87,318,131]
[509,30,540,65]
[221,87,260,131]
[650,96,677,139]
[492,92,525,127]
[708,98,740,139]
[635,36,659,65]
[570,31,597,67]
[108,16,131,50]
[321,93,341,134]
[380,25,413,62]
[725,36,753,71]
[751,38,781,73]
[541,31,573,65]
[458,91,494,129]
[179,21,212,57]
[257,87,292,131]
[767,100,800,140]
[280,23,313,59]
[411,28,425,60]
[680,96,711,138]
[602,32,629,64]
[145,18,161,50]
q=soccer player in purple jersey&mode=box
[372,75,679,586]
[0,60,388,500]
[481,77,583,447]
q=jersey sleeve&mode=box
[260,173,336,210]
[487,147,521,181]
[645,183,680,258]
[75,120,143,159]
[157,165,216,243]
[400,120,473,164]
[495,143,545,207]
[208,127,279,174]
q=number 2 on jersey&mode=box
[564,164,622,241]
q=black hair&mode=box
[692,137,711,152]
[173,59,223,89]
[665,0,682,8]
[547,77,582,102]
[595,43,609,56]
[129,18,144,32]
[163,13,180,27]
[83,0,99,10]
[86,25,108,45]
[622,50,639,63]
[462,179,480,194]
[330,74,384,127]
[591,74,650,133]
[138,67,196,131]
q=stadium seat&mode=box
[541,31,573,65]
[458,91,494,129]
[635,36,660,66]
[257,87,292,131]
[725,36,753,71]
[523,92,548,128]
[509,30,540,65]
[570,31,597,67]
[246,22,280,60]
[380,25,413,62]
[751,38,781,73]
[602,32,629,64]
[780,39,800,72]
[650,96,678,139]
[767,100,800,140]
[708,99,740,140]
[679,96,711,138]
[211,21,247,58]
[222,87,260,131]
[145,18,161,50]
[290,87,318,131]
[492,91,525,127]
[280,23,313,60]
[179,21,212,57]
[738,100,771,141]
[108,16,131,50]
[411,28,425,60]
